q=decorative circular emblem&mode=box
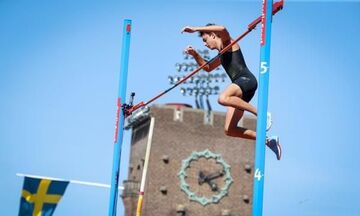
[177,149,233,206]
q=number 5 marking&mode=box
[260,61,268,74]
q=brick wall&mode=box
[122,104,255,216]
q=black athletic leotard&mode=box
[220,49,258,102]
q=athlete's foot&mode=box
[266,112,272,131]
[266,136,281,160]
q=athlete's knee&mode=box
[218,94,230,106]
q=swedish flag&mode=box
[19,176,69,216]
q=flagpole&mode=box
[252,0,276,215]
[136,117,155,216]
[108,19,132,216]
[16,173,124,189]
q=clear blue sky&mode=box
[1,0,359,215]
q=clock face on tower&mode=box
[177,149,233,206]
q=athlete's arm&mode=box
[182,25,231,42]
[184,45,221,72]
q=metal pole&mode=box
[16,173,124,189]
[108,19,132,216]
[252,0,275,215]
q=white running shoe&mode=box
[266,112,272,131]
[266,136,282,160]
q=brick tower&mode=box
[121,104,255,216]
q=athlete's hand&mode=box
[184,45,197,56]
[181,26,197,33]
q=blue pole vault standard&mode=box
[252,0,274,215]
[108,19,132,216]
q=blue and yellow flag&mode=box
[19,176,69,216]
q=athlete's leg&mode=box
[225,107,281,159]
[224,106,256,140]
[218,84,257,116]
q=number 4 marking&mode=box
[254,168,263,181]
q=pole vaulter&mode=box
[110,1,284,215]
[126,0,284,116]
[130,1,284,216]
